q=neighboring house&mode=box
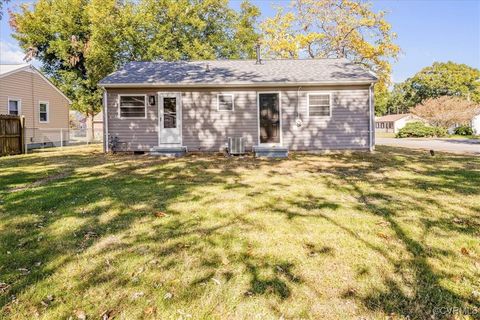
[0,64,71,149]
[69,110,103,140]
[472,113,480,135]
[99,58,377,154]
[375,114,423,134]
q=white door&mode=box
[158,93,182,145]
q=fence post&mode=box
[60,128,63,148]
[20,116,26,154]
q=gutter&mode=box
[98,80,378,89]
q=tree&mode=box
[10,0,259,141]
[402,62,480,108]
[0,0,9,20]
[411,96,480,128]
[260,0,400,98]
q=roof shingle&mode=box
[99,58,377,86]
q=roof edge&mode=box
[99,79,377,88]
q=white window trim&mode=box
[307,92,333,118]
[256,91,283,147]
[38,101,49,123]
[217,93,234,111]
[7,98,21,116]
[118,94,147,119]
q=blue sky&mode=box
[1,0,479,83]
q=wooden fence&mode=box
[0,115,25,156]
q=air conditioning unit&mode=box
[228,137,245,155]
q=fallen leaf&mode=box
[461,248,470,256]
[377,233,390,240]
[155,211,168,218]
[75,310,86,320]
[164,292,173,300]
[17,268,30,275]
[211,278,221,285]
[132,291,144,300]
[101,309,115,320]
[144,307,156,316]
[0,283,10,293]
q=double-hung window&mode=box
[8,99,20,115]
[119,95,147,118]
[39,102,49,123]
[308,93,331,117]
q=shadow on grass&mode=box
[0,145,479,318]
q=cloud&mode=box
[0,41,25,64]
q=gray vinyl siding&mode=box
[105,85,371,152]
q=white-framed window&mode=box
[8,99,21,115]
[118,94,147,119]
[217,94,234,111]
[39,101,49,123]
[307,93,332,117]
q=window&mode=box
[119,95,146,118]
[8,99,20,115]
[308,93,331,117]
[163,97,177,128]
[39,102,49,123]
[217,94,234,111]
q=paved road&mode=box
[376,138,480,155]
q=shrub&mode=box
[396,122,447,138]
[454,125,473,136]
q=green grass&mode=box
[1,145,479,319]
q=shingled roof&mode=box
[99,58,377,87]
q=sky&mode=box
[1,0,479,83]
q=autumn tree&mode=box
[10,0,259,140]
[402,62,480,108]
[411,96,480,128]
[261,0,400,102]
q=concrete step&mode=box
[149,146,187,157]
[254,146,289,158]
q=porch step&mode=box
[253,146,289,158]
[149,146,187,157]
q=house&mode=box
[375,113,423,134]
[0,64,71,149]
[471,113,480,135]
[98,58,377,155]
[69,110,104,141]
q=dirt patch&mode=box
[9,171,71,192]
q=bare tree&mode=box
[411,96,480,128]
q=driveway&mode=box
[376,137,480,155]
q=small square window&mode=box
[217,94,234,111]
[308,93,331,117]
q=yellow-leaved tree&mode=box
[261,0,400,106]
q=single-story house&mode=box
[98,58,377,155]
[375,113,423,134]
[0,64,71,149]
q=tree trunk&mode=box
[87,112,94,143]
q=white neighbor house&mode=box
[375,114,423,134]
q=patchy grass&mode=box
[0,145,479,320]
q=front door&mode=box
[259,93,281,144]
[158,93,182,145]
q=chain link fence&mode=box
[24,128,103,152]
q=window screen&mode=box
[8,100,19,115]
[119,96,146,118]
[218,94,234,111]
[308,94,331,117]
[39,103,48,122]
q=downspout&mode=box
[296,87,303,126]
[369,83,375,151]
[103,90,109,153]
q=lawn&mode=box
[0,145,479,319]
